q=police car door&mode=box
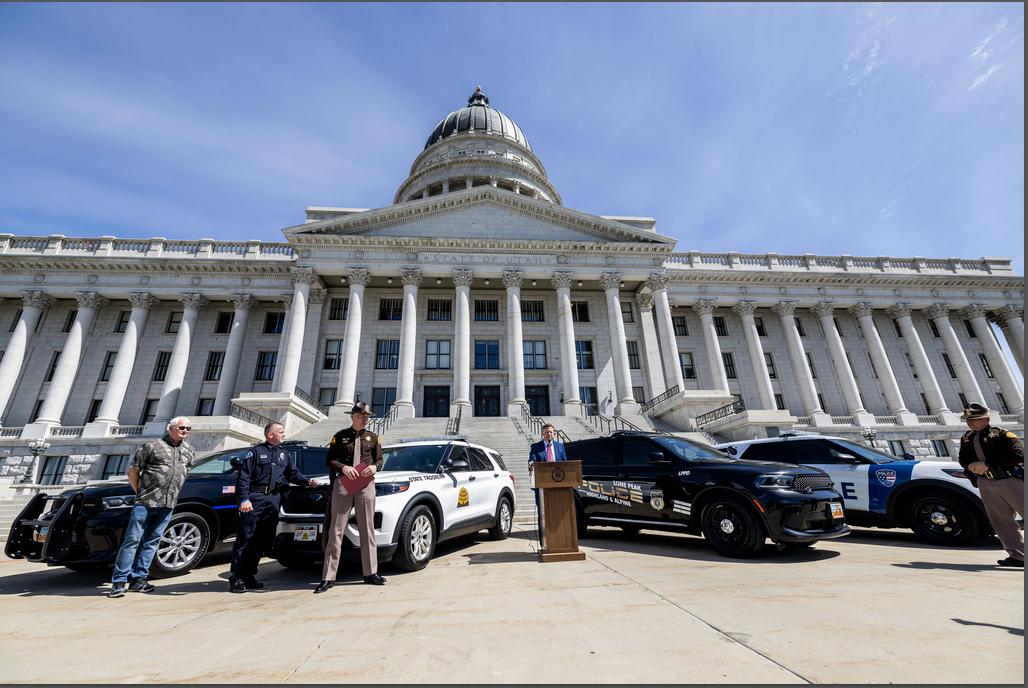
[792,439,871,513]
[618,436,668,524]
[467,446,502,522]
[440,445,478,529]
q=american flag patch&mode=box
[222,485,235,494]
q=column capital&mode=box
[551,271,574,290]
[886,303,912,319]
[290,266,318,285]
[502,269,524,289]
[231,293,257,311]
[347,267,371,287]
[994,304,1024,321]
[401,267,423,287]
[958,303,988,320]
[21,290,53,310]
[634,291,654,312]
[772,300,797,317]
[127,292,159,310]
[924,303,951,320]
[452,268,474,288]
[75,291,108,311]
[180,293,209,311]
[848,302,874,319]
[599,271,623,291]
[692,298,717,316]
[731,300,758,317]
[646,272,669,292]
[810,301,835,318]
[308,285,328,304]
[280,294,293,310]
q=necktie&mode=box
[547,442,554,462]
[353,434,361,467]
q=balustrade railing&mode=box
[661,251,1005,275]
[111,425,144,437]
[999,414,1023,424]
[640,385,679,414]
[445,405,463,436]
[829,415,855,426]
[294,387,329,416]
[793,417,813,427]
[49,426,83,438]
[873,415,897,425]
[694,399,746,427]
[0,427,24,438]
[230,403,274,429]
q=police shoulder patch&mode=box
[245,451,254,459]
[329,436,336,446]
[1006,431,1018,439]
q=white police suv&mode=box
[274,437,516,571]
[715,434,987,546]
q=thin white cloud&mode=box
[969,63,1004,90]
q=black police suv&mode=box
[5,443,329,577]
[567,431,850,557]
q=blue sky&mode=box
[0,3,1023,273]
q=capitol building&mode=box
[0,87,1023,490]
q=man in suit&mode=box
[528,423,566,538]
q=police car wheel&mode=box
[908,494,980,546]
[150,513,211,578]
[488,496,513,540]
[700,497,765,558]
[392,505,436,572]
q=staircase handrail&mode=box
[294,386,329,416]
[587,412,613,436]
[230,403,274,429]
[445,404,463,435]
[614,415,670,435]
[640,385,679,414]
[368,404,399,435]
[695,398,746,427]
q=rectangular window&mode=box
[680,352,696,379]
[521,300,544,322]
[254,351,277,381]
[328,298,349,321]
[996,392,1009,414]
[892,319,903,338]
[571,301,590,322]
[633,386,645,403]
[102,454,131,480]
[62,309,78,333]
[764,352,777,378]
[867,352,879,378]
[166,311,182,334]
[713,316,728,337]
[379,298,403,321]
[323,339,343,370]
[575,340,594,369]
[774,393,786,410]
[44,351,61,382]
[427,299,452,321]
[195,398,215,416]
[152,351,172,382]
[929,320,940,338]
[372,387,396,417]
[318,388,337,406]
[754,316,767,337]
[139,399,159,424]
[978,353,994,378]
[214,311,234,334]
[426,340,452,369]
[722,352,737,379]
[203,351,225,381]
[620,302,634,323]
[263,312,285,334]
[941,352,957,378]
[115,310,131,334]
[86,398,103,423]
[8,309,22,333]
[887,440,905,457]
[375,340,400,369]
[99,351,117,382]
[958,392,968,410]
[806,352,817,378]
[672,315,689,336]
[39,456,69,486]
[523,340,546,369]
[963,319,976,338]
[626,341,640,369]
[474,340,500,369]
[904,352,918,378]
[474,300,499,322]
[930,440,950,458]
[795,318,807,337]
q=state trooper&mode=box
[229,421,317,592]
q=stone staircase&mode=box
[456,418,537,526]
[0,498,31,544]
[288,416,450,447]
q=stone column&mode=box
[0,291,52,423]
[648,272,684,392]
[152,293,208,425]
[504,270,527,415]
[693,299,728,392]
[335,268,369,411]
[394,268,421,419]
[733,301,775,410]
[926,303,985,407]
[451,269,473,416]
[552,271,582,414]
[297,286,327,396]
[962,304,1024,414]
[270,294,293,390]
[850,303,915,423]
[600,272,639,414]
[635,292,665,402]
[213,294,256,416]
[990,305,1025,376]
[92,292,158,427]
[811,302,866,416]
[275,267,316,395]
[35,292,107,425]
[773,301,824,417]
[887,304,951,417]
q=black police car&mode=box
[567,431,850,557]
[4,442,328,577]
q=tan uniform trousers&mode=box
[978,477,1024,561]
[322,479,377,579]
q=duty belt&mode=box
[251,484,274,495]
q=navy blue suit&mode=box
[529,440,566,534]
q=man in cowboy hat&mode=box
[315,401,386,592]
[957,403,1024,568]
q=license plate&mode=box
[829,502,844,519]
[293,525,318,542]
[33,526,49,543]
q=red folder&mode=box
[340,462,374,494]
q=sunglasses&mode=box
[175,426,192,431]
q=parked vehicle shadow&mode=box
[952,618,1024,636]
[892,561,1022,572]
[846,527,1001,551]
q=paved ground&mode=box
[0,526,1022,684]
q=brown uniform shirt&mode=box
[326,426,384,479]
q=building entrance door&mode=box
[579,386,599,416]
[525,385,550,416]
[423,386,450,417]
[474,386,501,417]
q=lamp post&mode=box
[860,425,877,448]
[24,438,50,483]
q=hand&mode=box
[341,465,360,479]
[360,464,377,477]
[239,500,253,513]
[306,479,318,487]
[968,461,990,475]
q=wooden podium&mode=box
[532,460,586,563]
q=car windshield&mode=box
[188,452,239,475]
[832,438,900,464]
[381,444,448,473]
[654,436,732,462]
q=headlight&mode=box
[376,482,410,496]
[755,474,794,490]
[941,468,970,480]
[101,495,136,509]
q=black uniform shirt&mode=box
[237,442,310,503]
[957,425,1024,484]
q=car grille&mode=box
[282,486,331,515]
[793,474,833,493]
[40,497,68,520]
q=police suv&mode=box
[715,434,987,546]
[275,437,516,571]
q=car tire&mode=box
[392,504,436,572]
[488,496,513,541]
[700,496,765,558]
[149,512,211,578]
[908,493,981,546]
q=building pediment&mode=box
[282,187,676,246]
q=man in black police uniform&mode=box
[957,403,1024,568]
[229,421,317,592]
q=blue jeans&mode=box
[112,505,174,583]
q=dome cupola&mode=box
[424,86,531,151]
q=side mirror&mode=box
[647,451,669,465]
[902,452,915,460]
[447,459,470,472]
[834,453,861,463]
[229,457,243,470]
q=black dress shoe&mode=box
[997,557,1024,568]
[363,573,386,586]
[244,578,264,590]
[314,580,334,594]
[229,578,248,594]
